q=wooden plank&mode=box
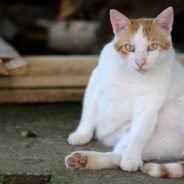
[0,88,84,103]
[25,55,98,76]
[0,54,183,103]
[0,75,89,88]
[0,56,98,89]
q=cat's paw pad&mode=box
[120,154,143,172]
[65,152,88,170]
[68,132,92,145]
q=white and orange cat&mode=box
[65,7,184,178]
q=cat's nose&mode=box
[135,59,146,69]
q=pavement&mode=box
[0,103,183,184]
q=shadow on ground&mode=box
[0,103,183,184]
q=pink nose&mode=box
[135,59,146,69]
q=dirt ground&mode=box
[0,103,183,184]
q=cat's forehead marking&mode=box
[130,19,170,49]
[130,19,153,41]
[114,18,171,56]
[132,25,148,50]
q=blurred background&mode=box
[0,0,184,56]
[0,2,184,183]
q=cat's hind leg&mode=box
[65,151,121,170]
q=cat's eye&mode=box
[148,43,159,51]
[124,44,135,52]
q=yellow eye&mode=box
[124,44,135,52]
[148,43,159,51]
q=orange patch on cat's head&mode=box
[114,18,171,56]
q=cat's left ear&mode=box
[153,7,174,34]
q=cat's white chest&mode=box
[96,81,133,121]
[94,72,134,145]
[93,68,170,146]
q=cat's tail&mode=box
[141,162,184,178]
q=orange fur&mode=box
[114,18,171,56]
[142,162,184,178]
[159,164,169,177]
[142,163,151,173]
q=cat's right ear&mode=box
[110,9,130,36]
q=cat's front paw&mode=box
[68,132,92,145]
[65,152,88,170]
[120,150,143,172]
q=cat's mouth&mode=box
[136,67,148,73]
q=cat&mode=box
[65,7,184,178]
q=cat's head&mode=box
[110,7,174,73]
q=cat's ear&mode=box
[110,9,130,35]
[153,7,174,33]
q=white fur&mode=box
[65,151,121,170]
[67,23,184,172]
